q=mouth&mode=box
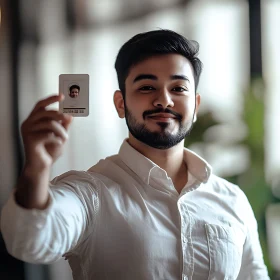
[147,114,177,122]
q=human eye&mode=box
[172,86,188,93]
[138,85,155,92]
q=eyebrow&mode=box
[171,75,190,83]
[133,74,157,83]
[133,74,190,83]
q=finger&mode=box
[29,120,68,141]
[32,131,64,146]
[29,110,69,124]
[21,111,72,136]
[31,94,64,115]
[61,114,73,131]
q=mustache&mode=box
[143,108,182,120]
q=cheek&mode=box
[125,96,147,113]
[178,99,196,118]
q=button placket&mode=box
[179,201,194,280]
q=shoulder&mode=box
[50,154,121,191]
[205,174,252,214]
[52,153,119,184]
[51,170,93,183]
[208,173,253,209]
[87,155,121,173]
[51,170,98,186]
[207,173,246,198]
[87,154,130,183]
[50,170,104,198]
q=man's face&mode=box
[69,88,79,98]
[117,54,200,149]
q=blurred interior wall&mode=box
[0,0,16,206]
[0,0,25,279]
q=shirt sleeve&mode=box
[0,171,100,264]
[236,192,270,280]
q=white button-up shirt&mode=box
[1,140,270,280]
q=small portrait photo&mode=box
[69,84,80,98]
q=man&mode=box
[69,84,80,98]
[1,30,269,280]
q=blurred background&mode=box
[0,0,280,279]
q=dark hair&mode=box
[115,29,203,97]
[69,84,80,92]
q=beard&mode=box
[124,105,195,150]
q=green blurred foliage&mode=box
[185,78,280,277]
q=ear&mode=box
[113,90,125,118]
[193,93,201,123]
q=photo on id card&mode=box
[59,74,89,117]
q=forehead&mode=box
[127,54,195,84]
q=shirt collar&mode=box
[118,139,212,185]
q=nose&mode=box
[152,89,174,109]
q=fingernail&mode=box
[65,114,72,120]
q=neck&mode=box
[127,135,188,192]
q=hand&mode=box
[21,94,72,171]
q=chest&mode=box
[80,191,246,280]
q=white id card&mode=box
[59,74,89,117]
